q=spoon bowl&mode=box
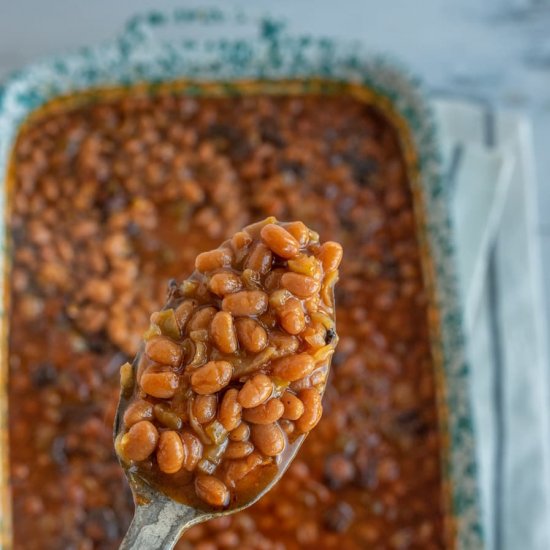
[113,357,306,549]
[112,219,342,549]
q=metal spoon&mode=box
[113,352,308,550]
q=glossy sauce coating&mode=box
[8,93,443,549]
[115,218,340,508]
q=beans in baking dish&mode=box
[8,92,444,549]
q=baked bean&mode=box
[210,312,237,354]
[197,458,216,476]
[324,455,356,489]
[304,295,321,315]
[258,310,277,330]
[317,241,344,272]
[278,297,306,335]
[181,431,203,472]
[241,268,261,290]
[269,331,300,355]
[195,248,233,272]
[284,221,309,245]
[82,278,113,304]
[189,329,209,343]
[157,431,184,474]
[281,272,320,298]
[231,230,253,251]
[188,306,217,332]
[209,272,242,296]
[193,395,218,424]
[123,400,153,427]
[281,392,305,420]
[302,324,327,350]
[229,422,250,442]
[102,232,128,260]
[235,318,267,353]
[238,374,273,408]
[175,300,197,329]
[250,423,285,456]
[223,452,264,487]
[295,388,323,432]
[195,475,230,507]
[216,531,239,548]
[264,268,285,292]
[242,399,284,424]
[140,370,179,399]
[245,243,273,274]
[218,389,242,431]
[297,521,319,544]
[180,279,200,297]
[271,353,315,382]
[153,403,183,430]
[222,290,268,317]
[191,361,233,395]
[207,517,231,531]
[120,421,158,462]
[268,288,293,309]
[224,441,254,459]
[145,336,182,367]
[260,224,300,259]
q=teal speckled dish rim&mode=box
[0,8,483,549]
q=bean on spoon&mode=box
[113,217,342,549]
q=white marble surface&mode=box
[1,2,549,549]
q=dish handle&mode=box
[116,7,288,61]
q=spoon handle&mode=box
[119,493,202,550]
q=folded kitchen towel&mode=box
[434,97,550,550]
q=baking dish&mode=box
[0,8,482,549]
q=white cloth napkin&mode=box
[434,98,550,550]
